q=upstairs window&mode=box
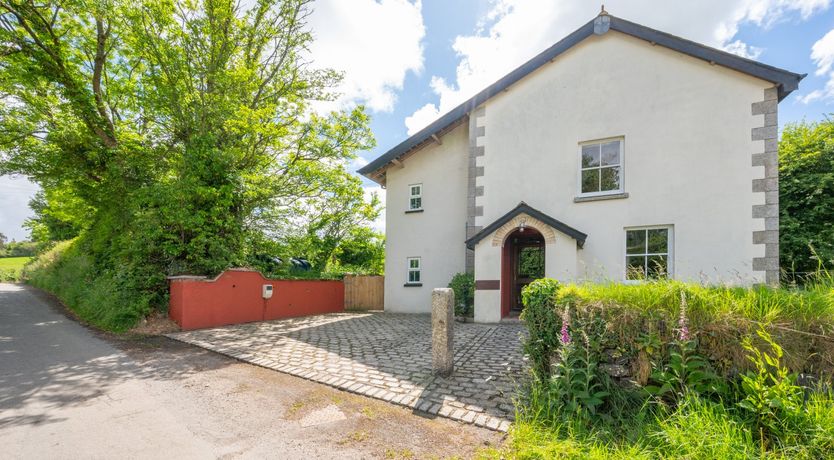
[408,184,422,211]
[580,139,623,195]
[626,227,672,280]
[407,257,421,284]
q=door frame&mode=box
[500,227,545,318]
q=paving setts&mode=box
[167,313,527,432]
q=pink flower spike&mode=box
[678,291,690,342]
[560,307,571,345]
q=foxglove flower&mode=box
[560,306,571,345]
[678,291,690,342]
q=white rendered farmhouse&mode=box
[359,12,804,323]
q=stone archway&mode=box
[491,213,557,247]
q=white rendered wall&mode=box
[383,124,468,313]
[477,31,770,285]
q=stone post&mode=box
[432,288,455,377]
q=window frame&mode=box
[623,225,674,282]
[577,137,625,198]
[408,183,423,211]
[406,257,422,285]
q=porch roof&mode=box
[465,202,588,250]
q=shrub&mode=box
[520,278,563,377]
[24,240,154,332]
[0,269,17,282]
[448,272,474,317]
[737,327,805,446]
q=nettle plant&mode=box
[738,327,805,443]
[645,292,726,403]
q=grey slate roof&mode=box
[358,13,805,182]
[465,202,588,250]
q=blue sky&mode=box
[2,0,834,241]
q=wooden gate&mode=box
[344,275,384,310]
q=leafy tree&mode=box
[779,118,834,276]
[0,232,6,248]
[332,227,385,274]
[24,189,89,243]
[0,0,377,327]
[275,177,382,271]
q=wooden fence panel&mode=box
[344,275,384,310]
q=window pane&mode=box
[581,169,599,193]
[647,255,668,279]
[626,230,646,255]
[600,166,620,191]
[409,259,418,269]
[647,229,668,254]
[410,185,420,196]
[601,141,620,166]
[518,247,545,279]
[581,144,600,168]
[409,271,420,283]
[410,197,421,209]
[626,256,646,280]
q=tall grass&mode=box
[551,277,834,377]
[566,274,834,329]
[23,240,154,332]
[483,391,834,459]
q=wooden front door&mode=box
[512,243,545,310]
[501,228,545,316]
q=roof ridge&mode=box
[358,14,804,183]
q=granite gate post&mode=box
[431,288,455,377]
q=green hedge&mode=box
[506,277,834,459]
[23,240,154,332]
[520,277,834,381]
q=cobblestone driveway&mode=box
[167,313,527,431]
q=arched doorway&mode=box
[500,227,545,318]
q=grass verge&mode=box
[483,390,834,459]
[23,240,154,332]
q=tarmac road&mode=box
[0,283,500,459]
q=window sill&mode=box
[403,283,423,287]
[405,209,424,214]
[574,192,629,203]
[622,277,672,285]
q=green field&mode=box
[0,257,31,281]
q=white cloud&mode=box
[349,155,369,172]
[307,0,425,113]
[404,98,441,135]
[811,28,834,76]
[723,39,764,59]
[800,27,834,103]
[405,0,831,133]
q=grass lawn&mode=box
[0,256,32,281]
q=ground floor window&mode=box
[407,257,421,283]
[626,226,672,280]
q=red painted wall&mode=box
[169,269,344,330]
